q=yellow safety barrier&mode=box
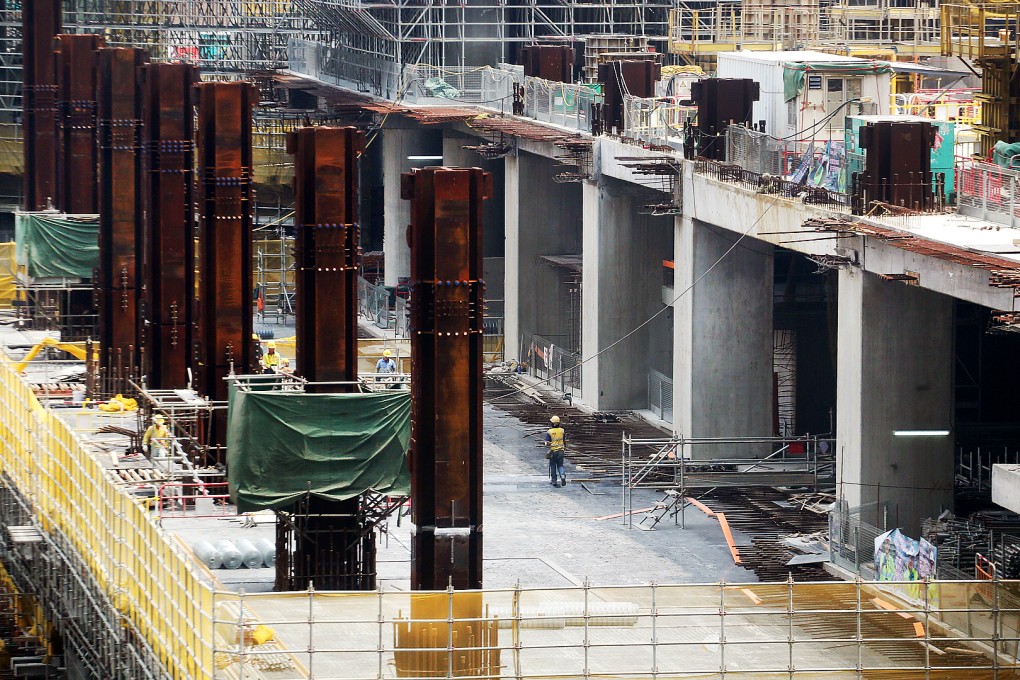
[0,353,216,678]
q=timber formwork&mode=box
[140,63,197,390]
[279,126,375,591]
[55,33,104,215]
[403,166,491,591]
[195,81,255,451]
[97,47,148,369]
[21,0,61,211]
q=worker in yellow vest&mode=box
[544,415,567,487]
[261,341,281,373]
[142,414,170,459]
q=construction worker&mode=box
[376,349,396,375]
[142,414,170,459]
[544,415,567,487]
[261,341,281,373]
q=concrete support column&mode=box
[503,151,583,361]
[382,127,440,286]
[673,217,774,446]
[837,269,954,534]
[582,180,673,410]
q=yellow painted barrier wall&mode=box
[0,355,216,678]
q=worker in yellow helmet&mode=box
[261,340,281,374]
[544,415,567,487]
[376,349,397,374]
[142,414,170,459]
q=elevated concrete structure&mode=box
[382,126,441,286]
[581,178,672,410]
[673,216,774,445]
[836,269,954,534]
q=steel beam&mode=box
[140,63,197,390]
[402,166,491,591]
[195,82,255,449]
[22,0,61,211]
[97,48,148,370]
[55,34,104,214]
[278,126,374,591]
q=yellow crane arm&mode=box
[14,338,97,373]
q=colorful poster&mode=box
[874,529,938,595]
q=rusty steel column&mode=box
[196,82,255,450]
[403,167,491,591]
[278,125,373,591]
[22,0,62,211]
[140,63,197,389]
[97,47,148,372]
[55,34,104,214]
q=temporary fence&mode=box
[522,332,581,397]
[621,95,696,146]
[207,578,1020,679]
[401,65,517,107]
[647,368,673,423]
[696,156,853,212]
[359,276,392,330]
[523,77,601,133]
[956,157,1020,228]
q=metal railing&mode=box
[359,275,392,329]
[941,3,1020,61]
[522,332,581,397]
[696,156,853,211]
[956,157,1020,228]
[621,95,696,146]
[648,369,673,423]
[401,64,517,107]
[523,77,601,133]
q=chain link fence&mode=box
[401,65,518,106]
[648,369,673,423]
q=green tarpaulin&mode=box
[15,213,99,278]
[227,389,411,512]
[783,62,893,103]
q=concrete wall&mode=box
[674,217,775,447]
[443,130,506,259]
[837,269,954,534]
[382,126,442,286]
[581,178,673,410]
[504,151,583,359]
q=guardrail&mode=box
[956,157,1020,228]
[523,77,601,133]
[622,95,696,146]
[401,64,517,106]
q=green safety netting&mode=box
[226,389,411,512]
[15,213,99,278]
[783,62,893,102]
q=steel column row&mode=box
[22,0,61,211]
[196,82,256,448]
[403,166,491,591]
[140,63,198,390]
[97,48,148,362]
[280,126,373,591]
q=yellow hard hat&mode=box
[383,349,392,357]
[267,341,276,349]
[252,333,259,340]
[153,414,165,424]
[550,415,560,425]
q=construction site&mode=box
[4,0,1020,678]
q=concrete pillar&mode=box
[837,269,954,535]
[673,217,774,447]
[582,179,673,410]
[382,127,440,286]
[503,151,582,360]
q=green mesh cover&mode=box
[15,213,99,278]
[226,389,411,512]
